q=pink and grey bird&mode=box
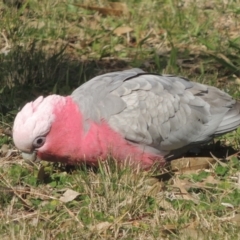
[13,69,240,169]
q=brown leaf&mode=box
[171,157,216,173]
[109,2,129,15]
[59,189,80,203]
[114,44,125,51]
[161,224,178,234]
[1,144,9,156]
[235,77,240,85]
[113,26,133,36]
[162,224,177,230]
[27,20,45,29]
[90,221,112,231]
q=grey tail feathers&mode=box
[215,101,240,135]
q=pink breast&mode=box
[37,97,165,169]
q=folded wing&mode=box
[71,69,240,157]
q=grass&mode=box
[1,0,240,238]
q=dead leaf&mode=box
[109,2,129,15]
[114,44,125,51]
[113,26,133,36]
[171,157,216,173]
[132,220,140,227]
[90,221,112,231]
[28,20,45,29]
[1,144,9,156]
[59,189,80,203]
[235,77,240,85]
[161,224,178,234]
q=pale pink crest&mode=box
[13,95,66,152]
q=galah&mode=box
[13,68,240,169]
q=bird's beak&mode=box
[21,151,40,163]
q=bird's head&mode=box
[13,95,68,162]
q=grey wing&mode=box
[71,68,145,123]
[71,68,240,157]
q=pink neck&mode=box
[37,97,89,164]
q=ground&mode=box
[1,0,240,239]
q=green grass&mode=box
[1,0,240,238]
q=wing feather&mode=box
[71,68,240,157]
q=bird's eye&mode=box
[33,136,46,148]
